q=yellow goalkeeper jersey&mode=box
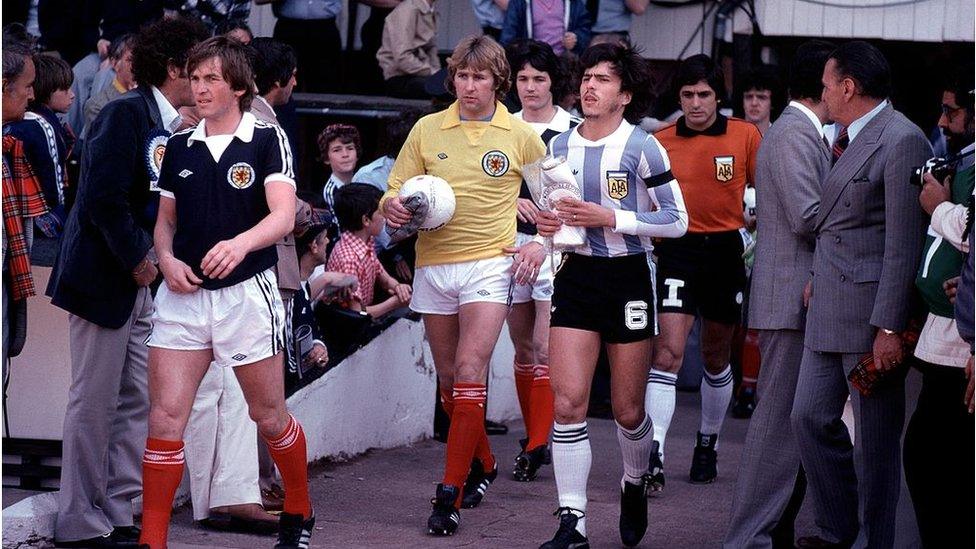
[383,101,546,267]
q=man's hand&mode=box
[132,258,158,287]
[159,255,202,293]
[919,172,951,216]
[303,343,329,369]
[872,329,904,372]
[555,197,615,228]
[562,32,578,51]
[201,236,249,279]
[944,276,959,304]
[803,279,813,308]
[389,282,412,305]
[96,38,111,59]
[504,241,546,285]
[516,198,540,224]
[536,211,562,237]
[965,355,974,414]
[382,196,412,229]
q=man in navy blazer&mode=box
[47,17,207,548]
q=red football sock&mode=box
[263,414,312,519]
[514,362,535,430]
[139,438,185,549]
[526,364,554,451]
[443,383,487,507]
[439,387,454,417]
[442,386,494,472]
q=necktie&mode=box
[832,127,849,165]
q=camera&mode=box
[910,157,955,187]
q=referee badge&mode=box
[227,162,256,189]
[144,129,171,191]
[714,155,734,183]
[482,150,510,177]
[606,170,629,200]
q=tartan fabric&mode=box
[326,231,381,306]
[2,135,49,300]
[832,127,849,166]
[847,328,920,396]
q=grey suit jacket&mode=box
[749,105,831,331]
[805,103,931,353]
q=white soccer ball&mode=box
[399,174,456,231]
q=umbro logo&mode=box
[179,169,193,178]
[572,169,579,175]
[437,153,448,160]
[477,289,490,297]
[232,353,248,361]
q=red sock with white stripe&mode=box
[443,383,488,505]
[263,414,312,519]
[441,385,494,472]
[139,438,185,549]
[514,361,535,429]
[527,364,554,451]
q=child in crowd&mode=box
[326,183,411,318]
[6,53,76,237]
[318,123,362,212]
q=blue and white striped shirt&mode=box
[549,119,687,257]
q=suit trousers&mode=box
[184,363,261,521]
[56,288,151,541]
[903,361,974,548]
[725,329,807,549]
[791,348,905,549]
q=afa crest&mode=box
[482,150,510,177]
[227,162,256,189]
[714,155,734,183]
[606,170,629,200]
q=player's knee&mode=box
[652,346,683,373]
[612,403,645,430]
[248,401,284,435]
[453,357,489,384]
[553,391,587,423]
[513,342,535,365]
[533,337,549,365]
[148,405,185,440]
[702,348,731,373]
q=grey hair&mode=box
[3,40,32,82]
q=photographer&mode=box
[904,72,974,549]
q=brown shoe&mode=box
[202,504,279,536]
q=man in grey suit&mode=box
[724,40,835,549]
[791,41,932,549]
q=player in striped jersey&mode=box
[534,43,688,549]
[504,39,581,482]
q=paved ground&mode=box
[162,392,819,549]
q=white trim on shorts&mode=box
[410,255,514,315]
[148,269,286,367]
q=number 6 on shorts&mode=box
[624,300,648,330]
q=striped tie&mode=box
[832,127,849,165]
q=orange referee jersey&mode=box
[655,115,761,233]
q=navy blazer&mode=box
[47,86,165,328]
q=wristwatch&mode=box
[880,328,897,336]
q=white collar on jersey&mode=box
[186,111,257,145]
[572,116,632,145]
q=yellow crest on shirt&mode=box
[714,155,734,183]
[227,162,255,189]
[606,170,629,200]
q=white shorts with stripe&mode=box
[149,269,285,367]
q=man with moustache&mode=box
[724,39,835,549]
[790,41,932,549]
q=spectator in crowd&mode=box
[6,53,75,239]
[270,0,342,92]
[735,65,785,134]
[356,1,402,93]
[214,18,253,44]
[376,0,440,99]
[319,123,361,212]
[83,33,136,131]
[3,40,48,378]
[470,0,506,40]
[724,39,835,549]
[500,0,592,56]
[327,183,411,318]
[790,41,931,549]
[46,17,208,549]
[650,53,761,488]
[588,0,648,46]
[250,38,298,126]
[165,0,252,32]
[903,72,974,549]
